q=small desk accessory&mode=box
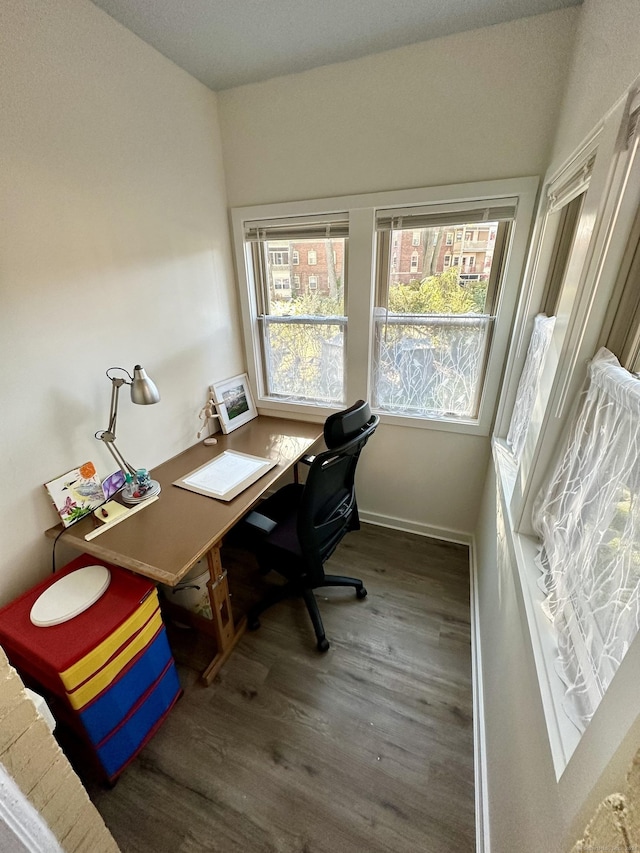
[94,364,162,503]
[173,450,276,501]
[94,500,129,523]
[197,392,220,446]
[85,495,159,540]
[45,462,105,527]
[101,469,126,500]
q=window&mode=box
[269,248,289,265]
[292,250,299,265]
[237,214,347,406]
[498,147,598,505]
[446,232,453,245]
[491,90,640,774]
[272,272,290,292]
[533,349,640,731]
[605,204,640,372]
[232,179,536,431]
[412,231,421,246]
[453,256,460,266]
[540,191,586,315]
[373,202,514,420]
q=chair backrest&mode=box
[323,399,372,448]
[298,402,379,583]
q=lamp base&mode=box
[121,479,162,504]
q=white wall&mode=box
[550,0,640,173]
[218,11,577,208]
[0,0,244,604]
[217,10,577,538]
[475,1,640,850]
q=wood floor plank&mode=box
[88,524,475,852]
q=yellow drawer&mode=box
[66,608,163,710]
[59,590,159,691]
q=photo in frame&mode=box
[210,373,258,434]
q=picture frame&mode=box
[210,373,257,434]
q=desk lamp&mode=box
[95,365,161,503]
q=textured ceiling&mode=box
[90,0,582,92]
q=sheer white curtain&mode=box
[506,313,556,461]
[533,348,640,731]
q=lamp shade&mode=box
[130,366,160,405]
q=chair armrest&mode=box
[299,454,316,466]
[244,510,277,534]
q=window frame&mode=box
[492,88,640,778]
[231,178,538,434]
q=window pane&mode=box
[261,237,346,405]
[606,204,640,372]
[372,221,502,419]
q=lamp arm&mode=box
[96,376,136,476]
[106,376,127,436]
[99,437,137,477]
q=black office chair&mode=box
[245,400,379,652]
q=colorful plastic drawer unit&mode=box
[0,553,181,782]
[79,625,174,744]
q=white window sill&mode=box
[493,438,581,779]
[258,398,492,436]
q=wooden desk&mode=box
[46,416,323,684]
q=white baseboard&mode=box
[469,537,490,853]
[358,509,473,546]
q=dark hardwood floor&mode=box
[89,524,475,853]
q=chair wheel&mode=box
[356,586,368,599]
[317,637,330,653]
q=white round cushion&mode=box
[30,565,111,627]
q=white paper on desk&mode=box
[174,450,277,501]
[184,452,265,492]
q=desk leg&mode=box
[200,545,246,686]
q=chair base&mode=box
[247,575,367,652]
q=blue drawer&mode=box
[96,661,181,781]
[79,626,173,744]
